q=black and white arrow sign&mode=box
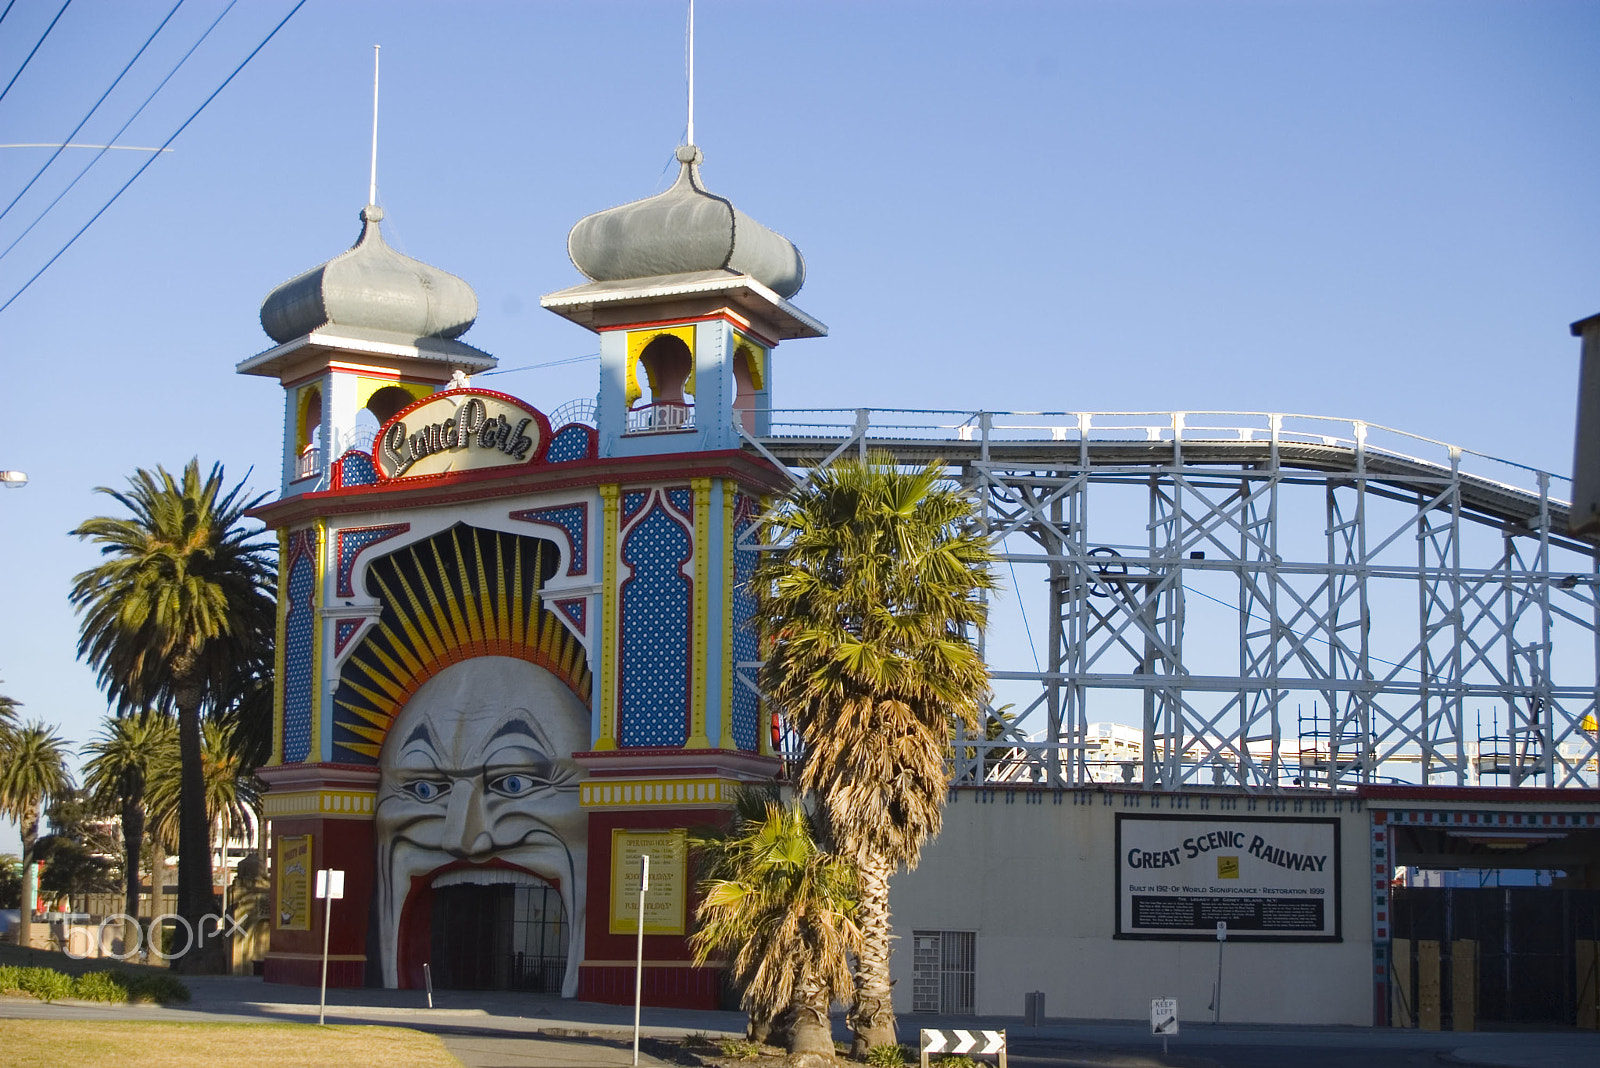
[920,1028,1006,1061]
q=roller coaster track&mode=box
[739,409,1600,790]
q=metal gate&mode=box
[913,930,977,1015]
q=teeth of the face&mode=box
[431,868,546,889]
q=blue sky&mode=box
[1,1,1597,853]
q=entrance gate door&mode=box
[430,880,567,992]
[1391,887,1600,1026]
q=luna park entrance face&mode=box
[430,877,568,992]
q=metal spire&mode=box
[368,44,381,207]
[686,0,695,147]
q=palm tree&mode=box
[756,453,996,1054]
[70,460,275,972]
[0,721,74,950]
[690,792,861,1067]
[0,683,18,735]
[147,718,261,895]
[83,710,177,952]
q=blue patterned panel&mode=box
[510,504,587,576]
[618,504,691,748]
[546,424,596,464]
[730,497,761,751]
[282,545,317,764]
[621,490,648,526]
[336,523,409,597]
[667,487,692,518]
[338,450,377,487]
[554,598,585,634]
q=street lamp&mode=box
[0,471,26,489]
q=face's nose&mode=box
[440,777,493,859]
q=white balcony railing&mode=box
[626,401,694,434]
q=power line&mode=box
[0,0,71,109]
[0,0,185,226]
[0,0,304,315]
[0,0,239,266]
[481,353,600,376]
[0,2,19,33]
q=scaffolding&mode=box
[743,409,1600,790]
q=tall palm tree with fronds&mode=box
[0,683,19,735]
[757,453,996,1054]
[83,710,177,950]
[146,716,262,873]
[690,792,861,1067]
[70,460,275,972]
[0,722,74,950]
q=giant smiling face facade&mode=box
[375,656,589,994]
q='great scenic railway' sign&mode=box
[1115,815,1341,941]
[375,388,550,481]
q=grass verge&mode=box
[0,1020,461,1068]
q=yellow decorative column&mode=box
[596,484,621,750]
[687,477,713,748]
[720,482,735,749]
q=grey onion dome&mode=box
[567,145,806,298]
[260,205,478,344]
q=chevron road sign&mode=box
[919,1028,1007,1068]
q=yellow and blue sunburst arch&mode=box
[331,523,592,763]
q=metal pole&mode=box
[423,962,433,1009]
[1214,939,1224,1025]
[318,885,333,1026]
[633,853,650,1066]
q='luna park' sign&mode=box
[376,389,551,481]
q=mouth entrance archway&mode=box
[429,870,568,992]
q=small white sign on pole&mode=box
[315,869,345,1026]
[1151,997,1178,1035]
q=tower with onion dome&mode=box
[241,204,493,495]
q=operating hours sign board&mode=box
[1115,814,1341,942]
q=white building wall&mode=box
[889,789,1373,1026]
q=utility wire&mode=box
[0,2,19,33]
[0,0,185,225]
[0,0,70,109]
[0,0,238,265]
[481,353,599,376]
[0,0,304,316]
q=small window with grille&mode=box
[911,930,976,1015]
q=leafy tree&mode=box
[0,853,21,910]
[146,716,262,880]
[84,710,177,943]
[690,791,861,1067]
[70,460,275,972]
[757,454,995,1053]
[0,683,18,734]
[0,721,74,948]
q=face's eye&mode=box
[402,779,449,802]
[488,772,542,798]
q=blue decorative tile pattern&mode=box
[337,450,377,487]
[336,523,409,597]
[667,486,692,516]
[621,490,648,526]
[282,530,318,763]
[545,423,596,464]
[334,619,363,656]
[730,495,761,752]
[509,504,588,576]
[618,500,691,748]
[553,597,586,634]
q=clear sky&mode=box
[1,0,1597,854]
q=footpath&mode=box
[0,975,1597,1068]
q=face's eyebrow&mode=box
[488,719,538,744]
[400,722,436,750]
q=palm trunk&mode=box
[848,857,898,1056]
[787,976,836,1068]
[16,801,38,951]
[174,681,220,973]
[120,791,145,957]
[146,832,167,965]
